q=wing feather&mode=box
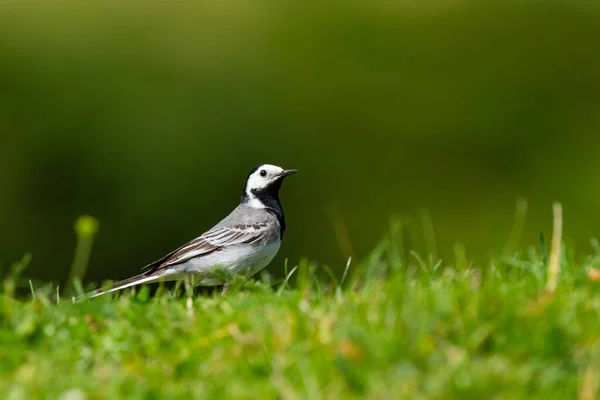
[140,223,269,273]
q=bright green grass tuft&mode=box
[2,239,600,399]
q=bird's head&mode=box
[242,164,297,208]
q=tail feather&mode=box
[75,273,160,301]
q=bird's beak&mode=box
[280,169,298,177]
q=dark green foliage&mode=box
[2,0,600,281]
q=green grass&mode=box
[2,229,600,399]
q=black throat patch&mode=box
[241,177,286,239]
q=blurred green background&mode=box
[2,1,600,284]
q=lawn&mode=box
[2,209,600,399]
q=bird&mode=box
[78,164,297,300]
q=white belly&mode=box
[164,239,281,286]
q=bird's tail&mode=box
[74,273,160,302]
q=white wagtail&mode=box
[80,164,297,299]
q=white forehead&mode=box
[246,164,284,192]
[254,164,283,175]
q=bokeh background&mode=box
[2,1,600,284]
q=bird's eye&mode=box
[260,169,267,177]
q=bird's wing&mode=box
[141,222,270,272]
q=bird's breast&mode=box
[231,238,282,276]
